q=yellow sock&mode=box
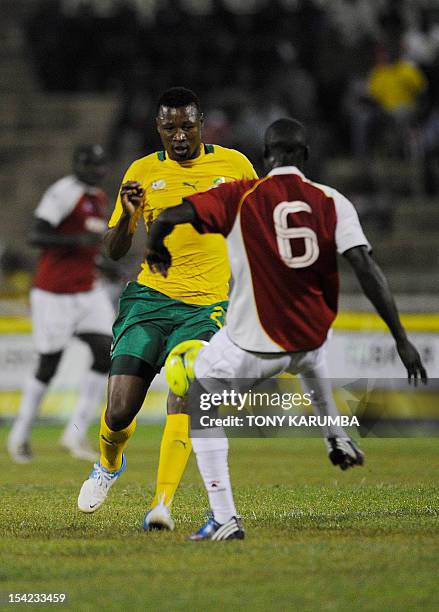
[151,413,192,507]
[99,411,136,472]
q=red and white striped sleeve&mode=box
[35,176,85,227]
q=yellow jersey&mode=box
[367,60,426,112]
[109,144,258,305]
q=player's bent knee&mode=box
[105,408,133,432]
[35,351,63,384]
[105,392,136,430]
[106,386,139,430]
[106,365,155,430]
[78,333,112,374]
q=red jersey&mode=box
[187,166,370,353]
[33,175,107,293]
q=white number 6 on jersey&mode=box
[273,201,319,269]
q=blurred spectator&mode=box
[24,0,439,181]
[350,38,427,158]
[368,40,427,118]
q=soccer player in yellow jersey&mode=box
[77,87,258,528]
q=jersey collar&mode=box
[267,166,305,178]
[159,143,214,164]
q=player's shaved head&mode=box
[73,144,107,165]
[265,118,307,151]
[73,143,107,186]
[264,118,309,171]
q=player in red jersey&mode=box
[8,145,115,463]
[146,117,427,540]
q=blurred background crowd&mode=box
[1,0,438,306]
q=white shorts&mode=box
[195,326,328,383]
[194,327,342,437]
[31,285,115,354]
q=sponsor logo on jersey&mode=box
[182,181,199,190]
[151,179,167,190]
[211,177,226,188]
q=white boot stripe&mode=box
[218,525,238,540]
[212,523,228,540]
[221,527,237,540]
[212,521,238,540]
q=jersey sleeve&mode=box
[235,151,258,180]
[108,160,147,232]
[332,190,372,254]
[186,180,248,236]
[34,176,84,227]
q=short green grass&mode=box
[1,425,438,611]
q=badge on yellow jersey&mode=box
[151,179,166,190]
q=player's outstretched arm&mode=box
[104,181,144,260]
[344,245,427,385]
[146,201,198,277]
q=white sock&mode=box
[300,375,348,439]
[9,377,47,446]
[62,370,107,444]
[191,427,237,524]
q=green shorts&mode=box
[111,282,228,369]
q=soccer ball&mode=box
[165,339,208,397]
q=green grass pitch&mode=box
[1,424,438,611]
